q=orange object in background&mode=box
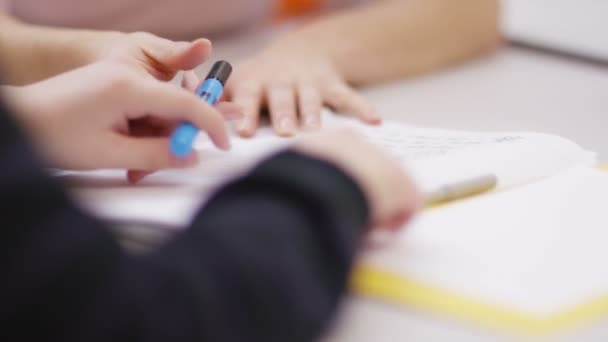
[276,0,322,18]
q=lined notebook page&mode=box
[61,111,595,226]
[183,111,596,192]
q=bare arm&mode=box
[279,0,501,86]
[0,13,116,85]
[227,0,501,136]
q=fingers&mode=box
[229,77,378,138]
[381,177,423,231]
[180,70,242,119]
[293,128,421,231]
[145,37,212,73]
[215,101,243,120]
[127,170,155,184]
[180,71,242,120]
[181,72,244,119]
[267,81,297,136]
[128,116,175,138]
[296,81,322,130]
[174,38,212,70]
[108,135,200,171]
[323,82,381,124]
[125,152,200,184]
[125,114,208,184]
[125,81,230,150]
[231,81,263,137]
[372,163,423,231]
[181,70,200,92]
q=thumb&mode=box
[126,150,200,184]
[109,136,200,171]
[147,38,212,72]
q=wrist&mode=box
[292,134,373,203]
[1,85,46,131]
[28,26,122,68]
[2,85,28,115]
[76,30,126,65]
[267,28,332,62]
[251,149,370,226]
[270,25,359,84]
[1,19,123,84]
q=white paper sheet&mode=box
[60,111,595,226]
[392,166,608,316]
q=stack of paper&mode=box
[59,111,595,227]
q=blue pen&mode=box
[170,60,233,157]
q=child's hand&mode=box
[293,129,422,230]
[226,41,381,137]
[6,61,239,182]
[86,31,211,91]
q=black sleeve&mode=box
[0,99,370,342]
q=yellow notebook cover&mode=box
[350,166,608,337]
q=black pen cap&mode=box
[206,60,232,85]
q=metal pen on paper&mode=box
[424,174,498,206]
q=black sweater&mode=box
[0,99,369,342]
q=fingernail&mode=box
[193,38,211,48]
[278,117,296,136]
[367,112,382,124]
[301,116,317,130]
[221,138,231,150]
[228,109,244,121]
[367,105,382,122]
[127,171,146,184]
[176,41,192,53]
[238,119,251,134]
[173,154,199,167]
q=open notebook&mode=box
[59,112,606,335]
[355,165,608,337]
[58,111,596,227]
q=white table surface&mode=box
[205,23,608,341]
[501,0,608,63]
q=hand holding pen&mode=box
[171,61,233,157]
[4,60,240,183]
[127,61,237,183]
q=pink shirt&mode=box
[1,0,363,39]
[1,0,278,39]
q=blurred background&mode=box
[502,0,608,65]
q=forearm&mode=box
[168,151,369,341]
[279,0,501,86]
[0,13,118,85]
